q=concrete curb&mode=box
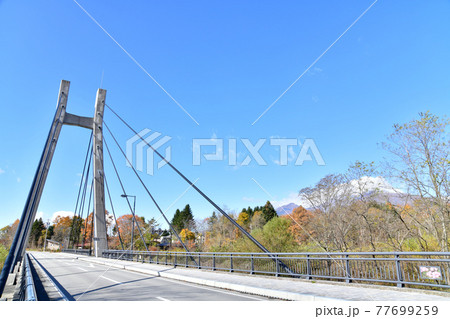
[71,255,342,301]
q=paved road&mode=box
[30,251,270,301]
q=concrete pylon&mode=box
[92,89,108,257]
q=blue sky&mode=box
[0,0,449,228]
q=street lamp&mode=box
[121,194,136,252]
[43,220,50,252]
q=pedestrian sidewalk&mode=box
[64,253,450,301]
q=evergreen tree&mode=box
[262,201,278,223]
[208,211,218,228]
[171,209,183,233]
[171,205,194,233]
[180,204,194,229]
[247,206,254,218]
[30,218,45,247]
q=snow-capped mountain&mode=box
[276,203,299,215]
[274,176,405,215]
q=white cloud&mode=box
[17,177,21,183]
[51,211,74,223]
[35,211,45,221]
[0,168,5,174]
[308,66,323,75]
[242,196,256,202]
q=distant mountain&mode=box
[276,203,299,215]
[273,177,409,215]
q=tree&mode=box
[382,111,450,251]
[299,174,357,251]
[236,211,250,230]
[180,228,195,241]
[0,219,19,248]
[258,217,298,252]
[0,244,8,272]
[29,218,45,248]
[284,206,314,245]
[52,215,73,246]
[262,201,278,223]
[171,205,194,233]
[116,214,146,249]
[249,210,265,231]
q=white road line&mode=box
[115,270,265,301]
[100,275,121,284]
[73,257,265,300]
[158,277,265,301]
[156,296,170,301]
[77,267,88,272]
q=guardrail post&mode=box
[165,252,168,265]
[185,254,188,268]
[251,254,254,275]
[174,253,177,267]
[198,253,201,269]
[230,254,234,272]
[276,254,280,277]
[307,254,312,280]
[213,253,216,271]
[395,254,404,288]
[345,254,352,283]
[156,252,159,264]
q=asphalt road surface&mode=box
[29,251,270,301]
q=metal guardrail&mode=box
[61,249,91,256]
[102,250,450,290]
[23,253,37,301]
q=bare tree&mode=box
[299,174,357,251]
[382,111,450,251]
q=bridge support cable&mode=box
[103,123,197,265]
[102,136,149,252]
[75,151,93,249]
[104,104,293,275]
[104,174,125,250]
[77,176,93,250]
[68,134,93,249]
[69,151,92,249]
[81,179,94,252]
[0,83,70,297]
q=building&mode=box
[45,239,61,251]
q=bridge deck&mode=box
[61,252,450,301]
[31,251,450,301]
[29,252,271,301]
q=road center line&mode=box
[100,275,121,284]
[156,296,170,301]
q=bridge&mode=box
[1,81,450,301]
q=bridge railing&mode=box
[61,249,91,256]
[16,253,38,301]
[102,250,450,290]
